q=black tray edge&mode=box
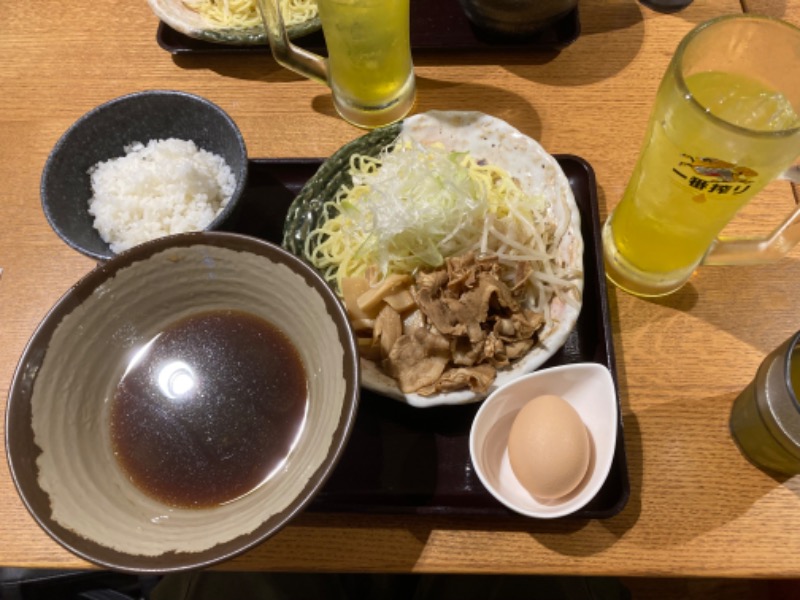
[555,154,631,520]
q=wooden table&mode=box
[2,0,800,578]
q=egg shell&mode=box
[507,394,590,500]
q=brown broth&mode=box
[110,309,308,508]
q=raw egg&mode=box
[507,394,591,499]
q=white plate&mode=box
[284,110,584,408]
[147,0,320,45]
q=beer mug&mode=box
[602,15,800,297]
[730,331,800,475]
[257,0,416,129]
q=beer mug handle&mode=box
[256,0,328,86]
[702,165,800,265]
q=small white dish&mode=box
[469,362,618,518]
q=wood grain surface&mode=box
[1,0,800,576]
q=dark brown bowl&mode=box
[5,232,359,573]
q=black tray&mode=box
[223,156,630,519]
[156,0,580,55]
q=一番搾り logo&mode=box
[673,154,758,199]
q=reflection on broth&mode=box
[110,309,308,508]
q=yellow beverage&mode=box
[319,0,414,118]
[792,347,800,401]
[604,70,800,295]
[258,0,415,128]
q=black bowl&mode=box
[41,90,248,261]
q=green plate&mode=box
[283,122,402,256]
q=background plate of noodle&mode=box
[284,111,584,408]
[147,0,320,45]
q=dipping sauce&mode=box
[507,394,590,500]
[110,309,308,508]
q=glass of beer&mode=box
[257,0,416,129]
[602,15,800,297]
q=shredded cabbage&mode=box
[304,139,579,312]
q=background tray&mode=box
[157,1,580,55]
[225,155,629,519]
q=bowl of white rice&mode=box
[41,90,248,261]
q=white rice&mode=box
[87,138,237,253]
